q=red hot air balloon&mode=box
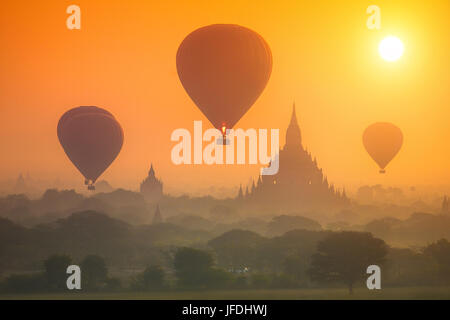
[57,106,124,190]
[363,122,403,174]
[176,24,272,137]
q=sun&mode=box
[379,36,404,62]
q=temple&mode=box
[152,204,163,224]
[140,164,163,203]
[241,103,350,211]
[442,196,449,214]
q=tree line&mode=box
[2,232,450,294]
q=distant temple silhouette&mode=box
[442,196,449,214]
[239,103,350,211]
[140,164,163,202]
[14,173,26,192]
[152,204,163,224]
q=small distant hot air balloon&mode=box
[176,24,272,142]
[363,122,403,174]
[57,106,124,190]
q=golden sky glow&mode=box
[0,0,449,195]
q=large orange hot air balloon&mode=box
[57,106,124,190]
[363,122,403,174]
[176,24,272,136]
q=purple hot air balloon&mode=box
[176,24,272,136]
[57,106,124,190]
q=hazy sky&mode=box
[0,0,449,195]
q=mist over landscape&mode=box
[1,0,449,301]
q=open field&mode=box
[1,287,450,300]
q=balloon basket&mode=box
[379,169,386,174]
[216,138,230,145]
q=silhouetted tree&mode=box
[132,265,166,291]
[250,273,271,289]
[174,247,214,288]
[424,239,450,284]
[1,273,46,293]
[261,229,329,273]
[266,215,322,237]
[309,231,388,293]
[385,247,438,286]
[208,229,266,270]
[283,255,307,286]
[44,254,72,291]
[81,255,108,290]
[209,205,235,221]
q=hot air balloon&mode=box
[363,122,403,174]
[176,24,272,142]
[57,106,124,190]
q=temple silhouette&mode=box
[140,164,163,203]
[442,196,449,214]
[238,103,350,211]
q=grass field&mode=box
[1,287,450,300]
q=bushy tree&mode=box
[309,232,388,293]
[424,239,450,284]
[208,229,266,270]
[384,248,438,286]
[250,273,271,289]
[81,255,108,291]
[206,268,233,289]
[283,255,308,286]
[131,265,166,291]
[1,273,46,293]
[174,247,215,288]
[44,254,72,291]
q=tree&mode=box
[208,229,266,270]
[81,255,108,290]
[132,265,166,291]
[261,229,329,273]
[309,231,388,294]
[174,247,214,288]
[424,238,450,284]
[209,205,236,222]
[283,255,307,286]
[1,273,46,293]
[385,247,438,286]
[44,254,72,291]
[206,268,234,289]
[266,215,322,237]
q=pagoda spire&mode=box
[442,196,449,214]
[285,102,302,148]
[149,163,155,177]
[152,204,163,224]
[237,184,244,199]
[140,162,163,202]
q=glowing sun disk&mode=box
[379,36,404,62]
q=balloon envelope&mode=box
[58,107,124,184]
[363,122,403,172]
[176,24,272,131]
[57,106,113,133]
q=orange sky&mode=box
[0,0,449,196]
